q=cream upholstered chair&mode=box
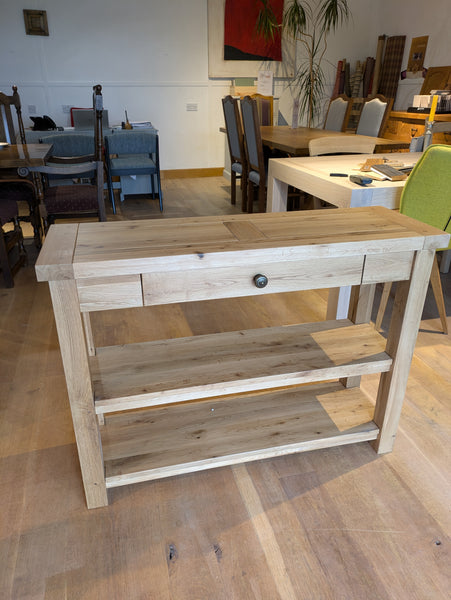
[323,94,352,132]
[356,95,393,138]
[222,95,248,211]
[309,136,376,156]
[375,144,451,334]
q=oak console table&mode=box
[36,208,449,509]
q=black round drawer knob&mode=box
[253,274,268,288]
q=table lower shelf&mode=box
[101,381,379,489]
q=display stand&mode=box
[36,207,449,508]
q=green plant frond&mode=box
[283,1,308,38]
[317,0,350,34]
[255,0,281,41]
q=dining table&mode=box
[259,126,410,156]
[0,142,53,172]
[266,151,423,320]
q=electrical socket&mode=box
[62,104,72,114]
[28,105,36,114]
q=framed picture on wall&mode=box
[207,0,295,78]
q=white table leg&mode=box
[267,175,288,213]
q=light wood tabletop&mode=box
[260,126,410,156]
[267,152,422,213]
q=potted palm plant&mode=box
[256,0,352,126]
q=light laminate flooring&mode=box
[1,178,450,599]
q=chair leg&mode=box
[375,282,392,330]
[247,180,254,214]
[0,229,14,287]
[156,173,163,212]
[430,254,448,334]
[258,184,266,213]
[241,171,248,213]
[106,169,116,214]
[230,171,236,205]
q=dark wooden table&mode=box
[0,143,53,171]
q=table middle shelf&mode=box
[91,319,392,414]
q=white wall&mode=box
[0,0,449,169]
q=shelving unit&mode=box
[36,207,449,508]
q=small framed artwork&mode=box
[23,10,49,36]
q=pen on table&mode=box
[329,173,348,177]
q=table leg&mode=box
[267,175,288,213]
[341,284,376,388]
[326,286,352,320]
[49,279,108,508]
[372,249,435,454]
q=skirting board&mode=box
[161,168,224,179]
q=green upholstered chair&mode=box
[376,144,451,333]
[104,131,163,214]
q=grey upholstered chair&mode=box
[104,131,163,214]
[356,95,393,138]
[323,94,352,132]
[30,84,106,232]
[241,96,267,213]
[39,133,96,181]
[222,95,248,211]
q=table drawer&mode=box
[142,256,364,305]
[362,251,414,284]
[77,275,143,312]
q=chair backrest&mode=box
[309,135,376,156]
[240,96,265,176]
[323,95,352,132]
[222,95,245,165]
[400,144,451,251]
[104,131,158,156]
[40,133,94,161]
[356,94,393,137]
[251,94,273,126]
[0,85,26,144]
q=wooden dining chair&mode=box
[0,85,26,144]
[309,136,376,156]
[375,144,451,334]
[323,94,352,132]
[356,94,393,138]
[0,191,27,287]
[222,95,248,211]
[30,85,106,232]
[251,93,274,126]
[241,96,267,213]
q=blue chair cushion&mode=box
[231,162,243,175]
[109,155,157,176]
